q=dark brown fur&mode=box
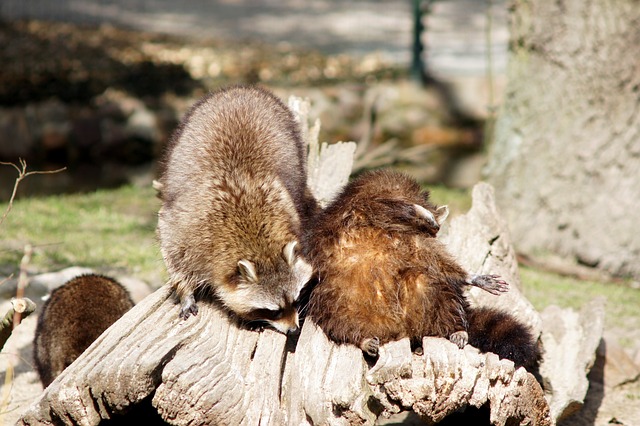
[467,306,541,372]
[33,274,134,387]
[305,169,537,371]
[305,170,473,352]
[158,85,317,333]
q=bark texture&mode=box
[486,0,640,278]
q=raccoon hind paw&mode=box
[469,274,509,295]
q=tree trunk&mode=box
[485,0,640,279]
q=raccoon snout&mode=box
[286,325,301,336]
[269,320,299,336]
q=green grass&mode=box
[520,265,640,349]
[0,182,470,289]
[0,184,165,285]
[426,184,472,216]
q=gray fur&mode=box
[158,85,317,333]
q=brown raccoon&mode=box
[158,85,317,334]
[305,169,537,368]
[33,274,134,387]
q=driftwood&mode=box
[17,97,603,425]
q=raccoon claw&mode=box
[449,331,468,349]
[179,294,199,320]
[360,337,380,357]
[469,274,509,295]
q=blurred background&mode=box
[0,0,506,197]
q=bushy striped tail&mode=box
[467,306,542,376]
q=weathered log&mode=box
[17,286,552,425]
[17,184,554,426]
[289,95,356,208]
[16,97,603,425]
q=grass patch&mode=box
[520,265,640,348]
[0,181,471,286]
[0,184,164,285]
[426,184,472,217]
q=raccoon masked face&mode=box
[218,241,313,334]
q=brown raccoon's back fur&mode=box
[33,274,134,387]
[305,169,538,371]
[158,85,316,332]
[305,169,471,351]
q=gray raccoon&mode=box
[158,85,317,334]
[33,274,134,387]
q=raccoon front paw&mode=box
[179,294,199,320]
[449,331,468,349]
[470,274,509,295]
[360,337,380,357]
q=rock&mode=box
[0,266,94,304]
[115,275,153,304]
[0,313,42,426]
[71,110,102,151]
[597,336,640,389]
[0,108,33,159]
[126,105,158,141]
[34,99,70,151]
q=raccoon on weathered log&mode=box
[17,96,602,426]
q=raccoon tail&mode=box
[467,306,542,375]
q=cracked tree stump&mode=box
[17,97,602,425]
[16,183,556,426]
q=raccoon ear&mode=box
[237,259,258,283]
[283,241,298,266]
[436,205,450,225]
[413,204,438,228]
